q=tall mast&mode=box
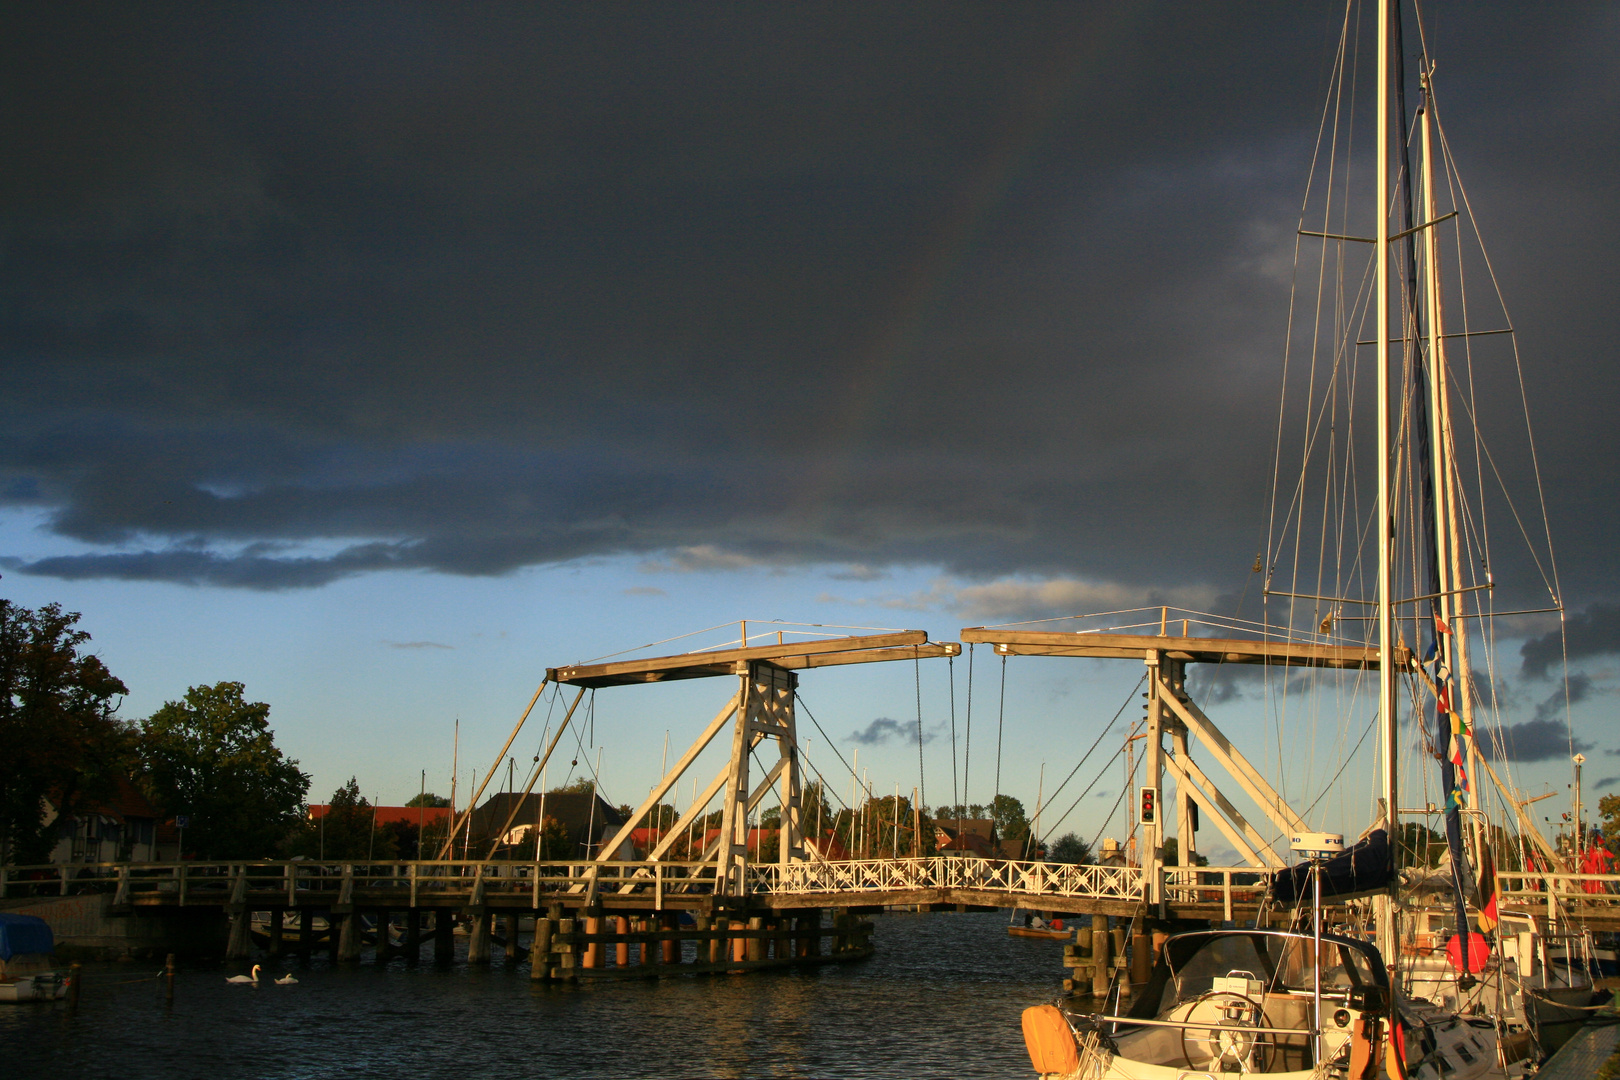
[1420,72,1486,865]
[1375,0,1399,962]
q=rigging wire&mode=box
[994,653,1007,809]
[1037,676,1148,843]
[947,653,959,820]
[914,647,926,814]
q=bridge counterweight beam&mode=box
[1169,662,1196,869]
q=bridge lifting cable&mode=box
[1088,777,1134,858]
[958,644,975,840]
[993,653,1007,810]
[794,691,864,794]
[1045,714,1145,849]
[1035,672,1148,846]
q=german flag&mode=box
[1476,846,1499,933]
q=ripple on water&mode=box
[6,910,1068,1078]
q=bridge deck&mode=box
[960,628,1408,669]
[548,630,959,687]
[5,859,1615,928]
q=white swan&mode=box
[274,973,298,985]
[226,964,262,985]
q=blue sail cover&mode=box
[0,913,55,960]
[1269,828,1393,905]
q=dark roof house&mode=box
[466,792,628,860]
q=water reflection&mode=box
[8,911,1066,1078]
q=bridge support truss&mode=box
[959,628,1405,904]
[551,629,959,898]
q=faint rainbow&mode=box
[789,13,1133,545]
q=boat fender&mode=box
[1022,1003,1081,1077]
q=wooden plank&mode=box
[773,641,960,671]
[959,628,1404,669]
[548,630,930,686]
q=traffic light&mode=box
[1140,787,1157,825]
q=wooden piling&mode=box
[695,913,714,963]
[504,913,522,962]
[582,914,601,969]
[268,907,284,955]
[405,909,422,959]
[1131,931,1152,985]
[337,911,361,962]
[661,912,678,964]
[1090,915,1110,997]
[557,917,577,980]
[225,908,252,960]
[68,962,81,1009]
[615,915,630,967]
[298,907,314,957]
[468,909,491,964]
[433,909,453,962]
[745,916,763,962]
[164,953,175,1003]
[531,915,554,980]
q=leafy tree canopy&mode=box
[405,792,450,808]
[991,794,1028,842]
[290,777,396,860]
[0,600,130,863]
[1049,833,1094,865]
[136,681,309,859]
[549,777,596,795]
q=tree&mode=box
[135,681,310,859]
[1049,833,1094,865]
[1162,836,1209,867]
[1599,793,1620,849]
[0,600,130,863]
[1396,822,1445,868]
[290,778,397,861]
[992,793,1030,852]
[405,792,450,808]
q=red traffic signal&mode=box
[1140,787,1157,825]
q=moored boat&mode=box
[0,912,70,1003]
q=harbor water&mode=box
[8,910,1059,1078]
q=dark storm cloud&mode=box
[848,717,932,747]
[1521,604,1620,679]
[1595,776,1619,791]
[1480,718,1590,763]
[3,4,1616,600]
[1531,673,1595,724]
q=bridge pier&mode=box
[337,911,361,962]
[467,909,491,963]
[406,908,423,959]
[297,907,314,958]
[434,909,454,962]
[269,907,284,955]
[225,908,251,960]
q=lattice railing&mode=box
[748,856,1145,900]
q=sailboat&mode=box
[1020,2,1565,1078]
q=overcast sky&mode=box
[3,3,1615,846]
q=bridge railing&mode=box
[11,858,1613,910]
[0,859,725,904]
[748,856,1145,901]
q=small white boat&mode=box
[0,913,70,1003]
